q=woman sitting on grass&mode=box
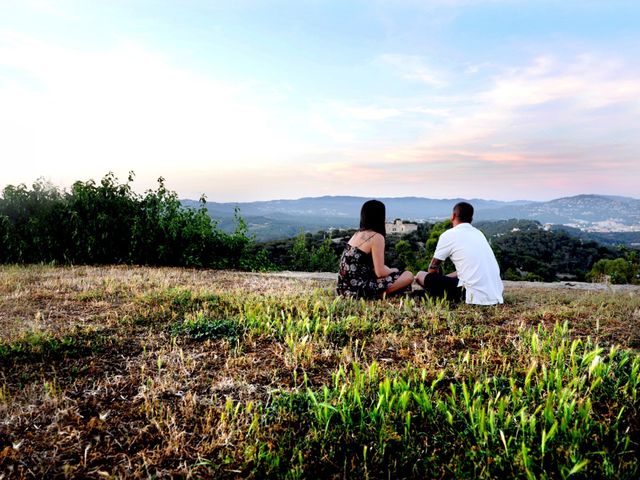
[337,199,414,299]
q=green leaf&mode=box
[568,459,589,476]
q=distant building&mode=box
[385,219,418,235]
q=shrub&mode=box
[587,258,635,284]
[0,172,264,269]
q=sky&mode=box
[1,0,639,202]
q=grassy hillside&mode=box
[1,266,639,478]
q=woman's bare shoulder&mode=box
[349,230,383,248]
[370,232,385,245]
[363,231,384,246]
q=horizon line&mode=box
[180,193,639,204]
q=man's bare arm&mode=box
[427,258,442,274]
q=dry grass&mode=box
[0,265,639,478]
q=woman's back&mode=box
[336,199,413,299]
[347,230,377,253]
[337,231,385,299]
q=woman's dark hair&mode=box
[359,199,386,237]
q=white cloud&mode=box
[301,52,640,199]
[251,51,640,200]
[21,0,80,20]
[378,54,447,87]
[340,105,402,121]
[1,27,638,201]
[485,54,640,110]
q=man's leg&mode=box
[416,271,463,302]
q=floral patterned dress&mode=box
[336,240,401,299]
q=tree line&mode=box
[2,176,638,284]
[258,219,639,284]
[0,173,271,270]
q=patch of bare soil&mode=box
[268,270,640,293]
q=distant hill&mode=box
[549,225,640,248]
[182,194,640,242]
[477,194,640,227]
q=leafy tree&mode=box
[0,172,266,270]
[394,240,416,272]
[290,231,312,271]
[310,237,339,272]
[414,219,454,273]
[587,258,635,284]
[66,172,138,264]
[493,229,618,282]
[240,247,276,272]
[0,179,69,263]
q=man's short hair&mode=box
[453,202,474,223]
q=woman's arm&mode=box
[370,234,397,278]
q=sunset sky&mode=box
[1,0,639,202]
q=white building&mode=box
[385,219,418,235]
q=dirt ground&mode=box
[267,270,640,293]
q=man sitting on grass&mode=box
[416,202,503,305]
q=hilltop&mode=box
[1,265,639,478]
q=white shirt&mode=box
[434,223,504,305]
